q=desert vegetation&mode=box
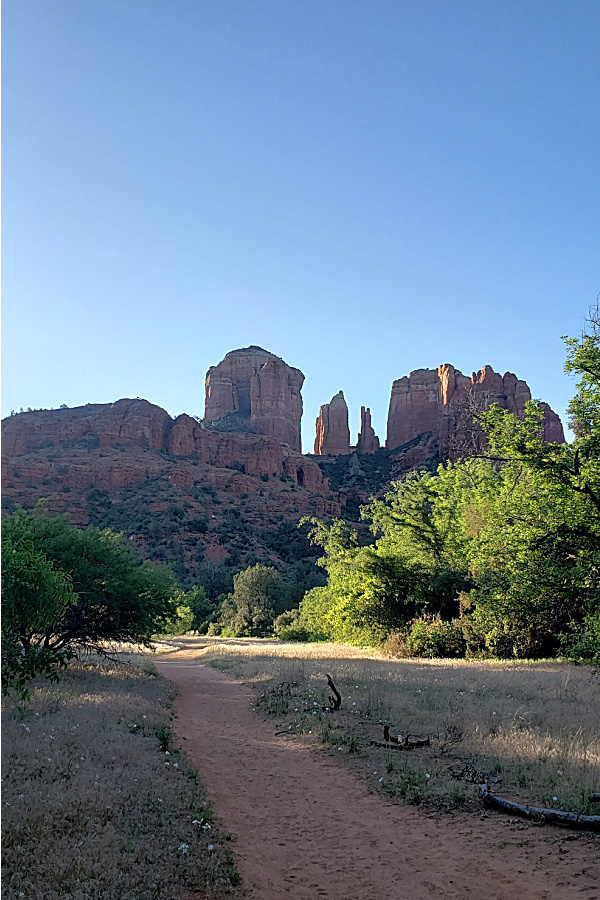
[182,637,600,816]
[1,658,241,900]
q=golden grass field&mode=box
[1,658,241,900]
[2,638,598,899]
[169,636,600,815]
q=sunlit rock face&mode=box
[204,346,304,451]
[314,391,351,456]
[357,406,380,454]
[386,364,565,457]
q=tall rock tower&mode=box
[204,346,304,451]
[314,391,351,455]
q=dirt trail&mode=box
[155,650,598,900]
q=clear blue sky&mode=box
[3,0,598,449]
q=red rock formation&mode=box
[357,406,380,454]
[1,399,172,458]
[204,346,304,451]
[1,401,327,494]
[314,391,351,455]
[386,364,565,455]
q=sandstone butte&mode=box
[386,363,565,457]
[204,346,304,452]
[314,391,351,455]
[0,398,326,493]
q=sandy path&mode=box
[155,650,598,900]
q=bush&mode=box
[403,616,466,659]
[273,610,310,642]
[2,507,178,654]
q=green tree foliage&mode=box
[2,507,178,653]
[216,564,283,636]
[1,532,76,698]
[297,311,599,659]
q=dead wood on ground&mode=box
[479,785,600,832]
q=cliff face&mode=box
[313,391,351,455]
[386,364,565,456]
[1,400,326,491]
[357,406,380,454]
[204,346,304,451]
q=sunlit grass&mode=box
[1,658,241,900]
[162,636,600,815]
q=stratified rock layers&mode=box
[386,364,565,455]
[204,346,304,451]
[314,391,351,455]
[357,406,380,454]
[1,399,326,491]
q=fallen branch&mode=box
[371,726,430,750]
[324,674,341,711]
[479,785,600,833]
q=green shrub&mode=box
[404,616,465,659]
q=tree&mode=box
[1,532,76,698]
[2,507,178,652]
[217,564,283,636]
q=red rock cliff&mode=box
[357,406,380,454]
[314,391,351,455]
[386,364,565,456]
[2,399,327,493]
[204,346,304,451]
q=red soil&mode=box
[155,650,598,900]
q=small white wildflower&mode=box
[165,751,170,756]
[165,762,170,767]
[313,702,318,706]
[178,843,189,854]
[202,822,212,830]
[373,771,378,775]
[352,702,357,706]
[192,819,201,825]
[378,777,384,783]
[552,796,558,801]
[294,708,298,712]
[492,712,497,716]
[207,843,214,851]
[338,747,343,751]
[557,769,563,776]
[425,773,431,779]
[142,715,147,719]
[45,757,52,763]
[173,763,179,768]
[158,798,163,803]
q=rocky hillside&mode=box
[2,346,565,589]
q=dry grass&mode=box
[167,637,600,816]
[1,657,242,900]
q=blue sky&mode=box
[3,0,598,450]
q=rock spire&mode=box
[314,391,351,455]
[357,406,380,454]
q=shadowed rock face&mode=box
[314,391,351,455]
[357,406,380,454]
[204,346,304,452]
[386,364,565,456]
